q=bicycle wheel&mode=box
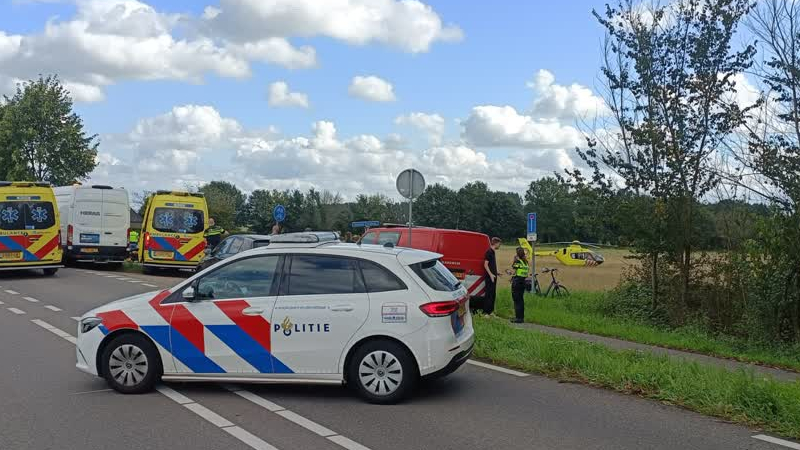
[553,285,570,297]
[532,278,541,295]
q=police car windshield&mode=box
[410,259,461,292]
[152,207,204,234]
[0,202,56,230]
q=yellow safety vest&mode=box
[512,259,529,277]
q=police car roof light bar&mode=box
[270,231,339,244]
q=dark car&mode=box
[198,234,271,271]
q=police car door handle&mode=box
[242,307,264,316]
[330,304,354,312]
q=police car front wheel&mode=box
[348,340,417,404]
[101,333,161,394]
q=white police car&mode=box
[76,232,474,404]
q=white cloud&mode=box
[395,112,445,144]
[528,69,609,121]
[203,0,463,53]
[462,105,584,149]
[349,75,396,102]
[268,81,309,108]
[227,38,317,70]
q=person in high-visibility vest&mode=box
[204,217,226,250]
[510,246,529,324]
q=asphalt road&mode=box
[0,267,794,450]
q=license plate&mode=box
[82,248,99,253]
[152,250,174,259]
[0,251,22,261]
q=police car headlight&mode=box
[80,317,102,334]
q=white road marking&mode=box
[142,283,158,288]
[228,386,371,449]
[70,388,113,395]
[23,296,39,303]
[7,307,25,315]
[155,385,193,405]
[155,385,281,450]
[223,426,280,450]
[71,316,80,321]
[104,275,121,278]
[30,319,77,344]
[184,403,234,428]
[753,435,800,449]
[127,280,145,284]
[328,436,373,450]
[4,289,19,295]
[467,359,530,377]
[44,305,62,312]
[0,300,4,305]
[115,277,132,281]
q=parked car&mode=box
[360,226,491,305]
[75,232,474,404]
[55,184,131,266]
[197,234,271,271]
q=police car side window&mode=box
[287,255,365,296]
[359,260,407,292]
[195,256,280,300]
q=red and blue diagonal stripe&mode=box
[0,236,38,261]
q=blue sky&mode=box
[0,0,615,198]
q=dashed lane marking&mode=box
[44,305,63,312]
[753,435,800,449]
[142,283,158,288]
[71,317,80,321]
[31,319,76,344]
[467,360,530,377]
[23,296,39,303]
[4,289,19,295]
[223,385,372,450]
[156,385,281,450]
[7,307,25,315]
[0,300,4,305]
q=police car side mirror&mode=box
[182,286,196,302]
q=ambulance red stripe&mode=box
[181,241,206,261]
[34,235,60,259]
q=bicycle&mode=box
[539,267,569,297]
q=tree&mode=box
[456,182,491,233]
[414,184,460,229]
[574,0,756,310]
[199,181,246,230]
[524,177,574,242]
[0,75,98,184]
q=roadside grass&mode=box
[489,287,800,373]
[472,315,800,439]
[122,261,143,274]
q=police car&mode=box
[75,232,475,404]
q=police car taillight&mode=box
[419,301,460,317]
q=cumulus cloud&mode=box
[88,105,576,197]
[395,112,445,144]
[528,69,609,121]
[202,0,463,53]
[462,105,584,149]
[0,0,459,101]
[268,81,309,108]
[349,75,396,102]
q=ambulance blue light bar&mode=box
[269,232,340,244]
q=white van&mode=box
[55,185,131,265]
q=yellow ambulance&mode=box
[138,190,208,273]
[0,181,63,275]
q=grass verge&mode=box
[490,287,800,373]
[473,315,800,439]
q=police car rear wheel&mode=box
[349,340,417,404]
[101,334,160,394]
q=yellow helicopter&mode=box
[517,239,605,267]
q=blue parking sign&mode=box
[527,213,537,241]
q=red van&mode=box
[360,226,491,301]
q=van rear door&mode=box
[101,190,129,248]
[73,189,103,246]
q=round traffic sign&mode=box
[273,204,286,222]
[396,169,425,200]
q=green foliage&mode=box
[0,75,98,184]
[199,181,246,230]
[474,316,800,438]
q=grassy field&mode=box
[473,315,800,439]
[489,287,800,372]
[495,245,631,292]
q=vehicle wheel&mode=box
[108,262,123,271]
[554,285,570,297]
[42,268,58,276]
[101,333,161,394]
[348,340,418,404]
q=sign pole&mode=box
[408,170,413,247]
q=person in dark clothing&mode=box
[482,237,502,315]
[510,246,529,323]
